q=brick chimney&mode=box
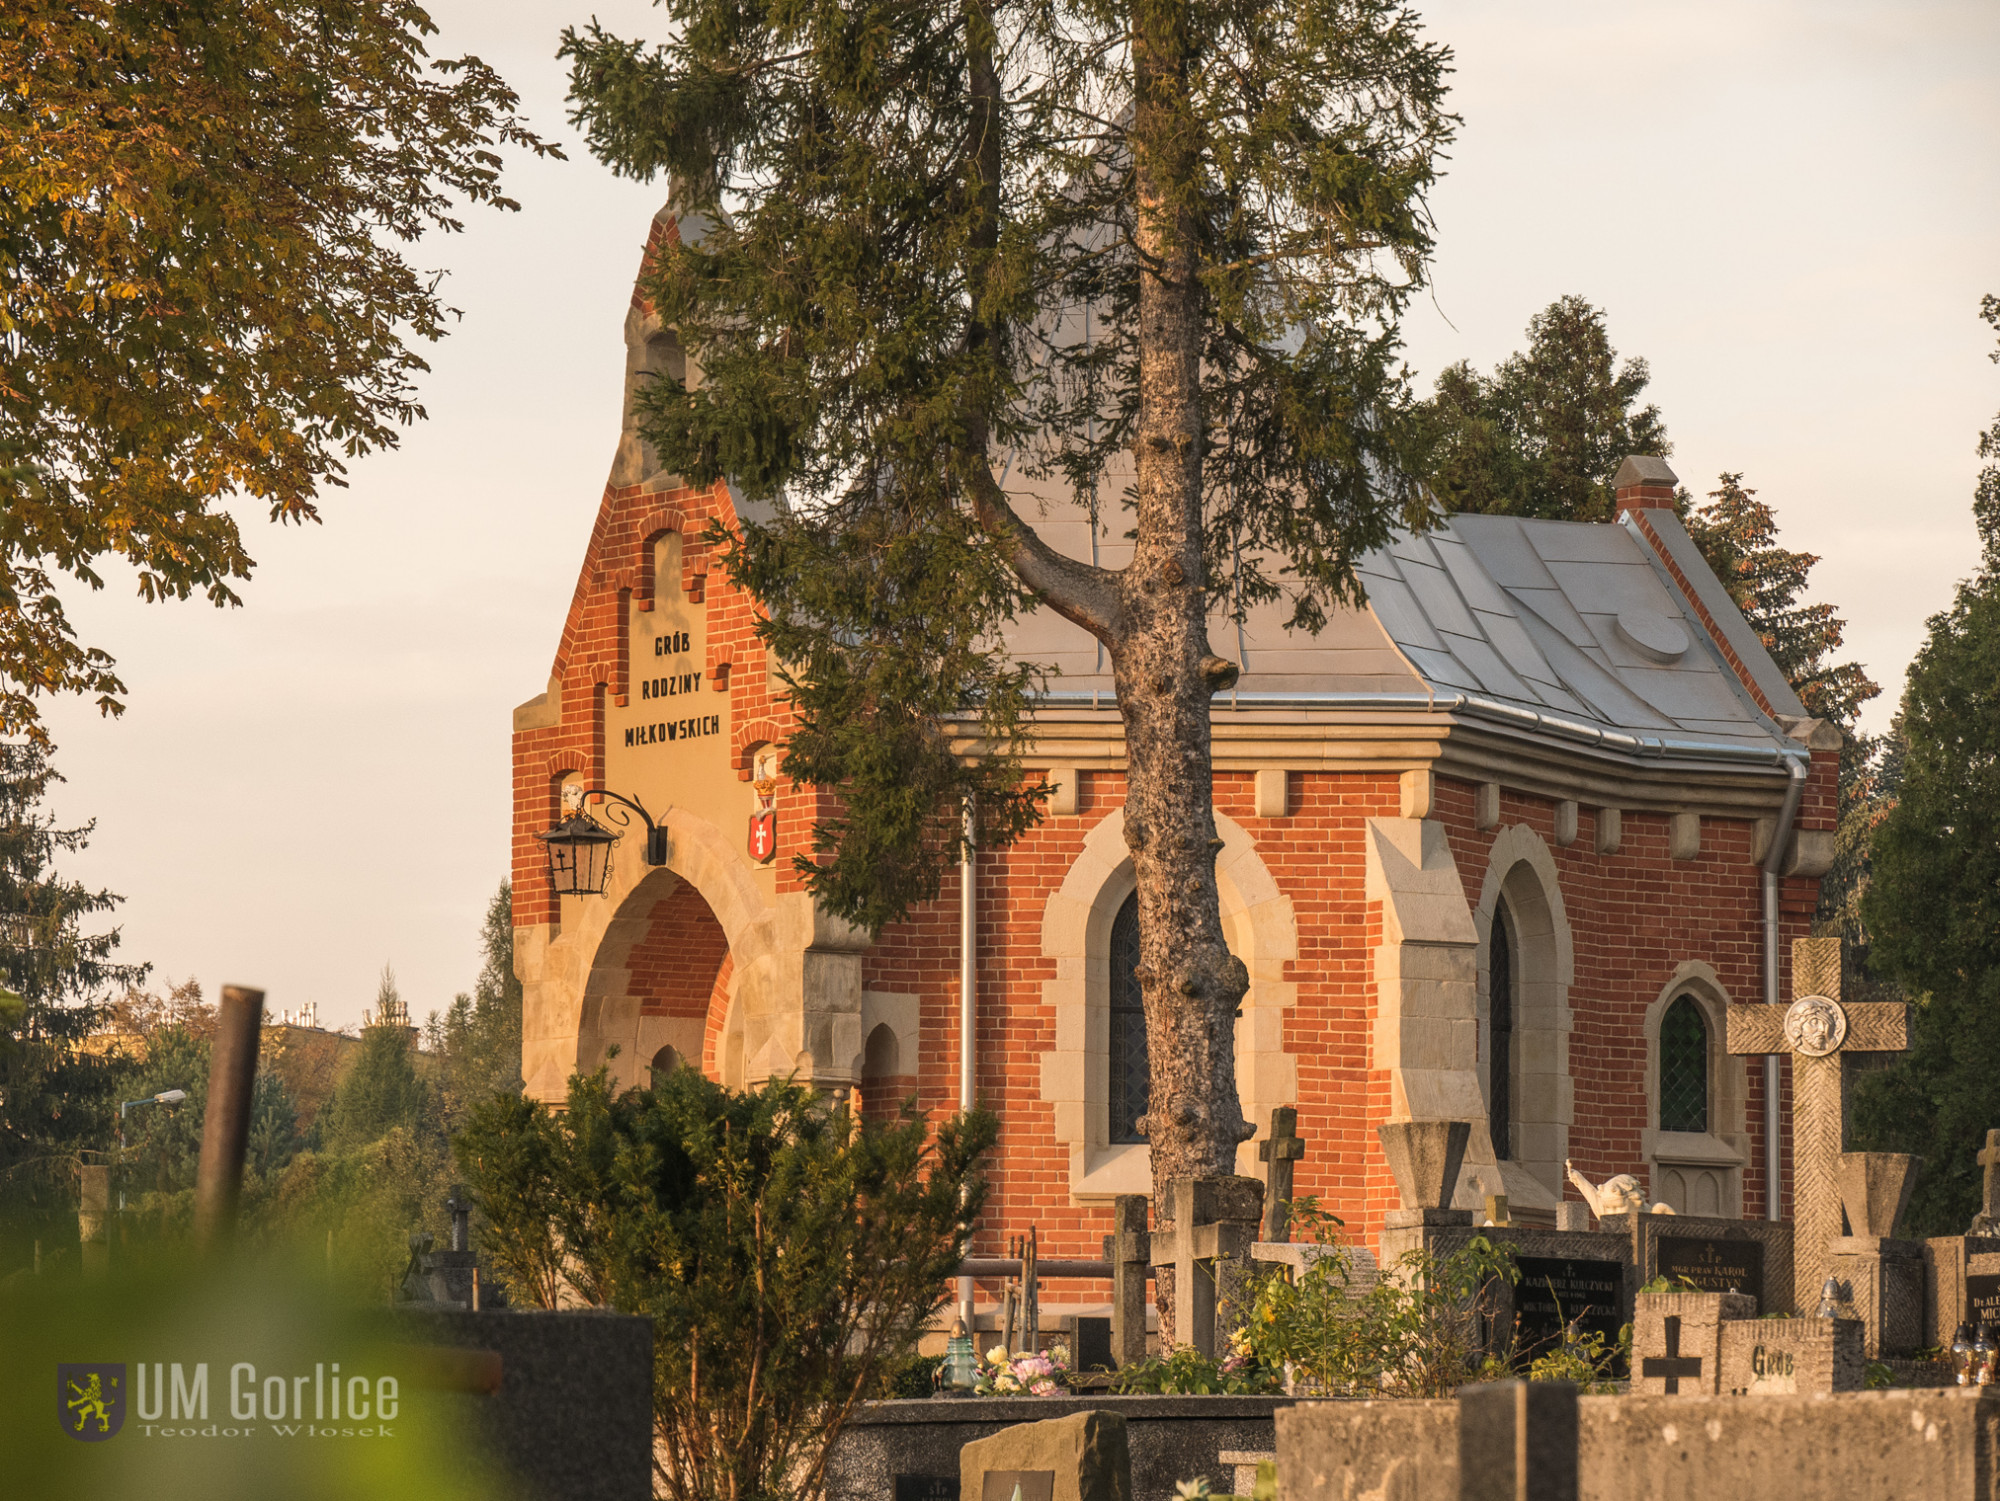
[1613,455,1678,518]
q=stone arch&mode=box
[530,803,780,1101]
[1641,960,1749,1217]
[1035,804,1299,1201]
[1471,823,1574,1215]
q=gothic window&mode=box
[1108,891,1149,1145]
[1658,995,1710,1134]
[1489,900,1513,1161]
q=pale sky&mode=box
[37,0,2000,1030]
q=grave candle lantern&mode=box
[944,1318,977,1391]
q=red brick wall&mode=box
[628,883,730,1019]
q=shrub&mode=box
[1244,1202,1518,1397]
[456,1069,996,1501]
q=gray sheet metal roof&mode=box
[1017,507,1798,757]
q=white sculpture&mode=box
[1564,1159,1676,1220]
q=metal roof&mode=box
[1010,507,1803,759]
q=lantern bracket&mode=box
[572,788,669,867]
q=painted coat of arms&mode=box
[58,1363,126,1441]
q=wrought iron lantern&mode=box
[537,787,668,897]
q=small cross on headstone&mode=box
[1726,936,1908,1313]
[1257,1106,1306,1242]
[1640,1315,1704,1395]
[1971,1131,2000,1236]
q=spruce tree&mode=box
[1416,295,1670,522]
[0,741,145,1253]
[1851,296,2000,1233]
[432,882,525,1129]
[561,0,1455,1206]
[1682,473,1880,942]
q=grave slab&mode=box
[389,1308,653,1501]
[827,1395,1296,1501]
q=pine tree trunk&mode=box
[1122,0,1252,1345]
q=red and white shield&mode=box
[748,809,777,863]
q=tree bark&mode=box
[1118,0,1252,1346]
[961,0,1250,1348]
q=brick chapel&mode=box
[510,204,1843,1314]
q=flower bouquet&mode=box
[973,1343,1073,1396]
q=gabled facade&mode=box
[512,208,1840,1298]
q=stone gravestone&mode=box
[1725,935,1909,1316]
[1827,1150,1925,1358]
[1511,1255,1626,1368]
[1925,1130,2000,1351]
[1716,1316,1866,1395]
[1104,1196,1151,1367]
[1257,1107,1306,1243]
[1458,1380,1578,1501]
[1631,1291,1755,1396]
[1654,1230,1766,1304]
[1148,1178,1262,1357]
[959,1411,1132,1501]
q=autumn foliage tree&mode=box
[0,2,557,739]
[562,0,1455,1221]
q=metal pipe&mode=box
[958,798,977,1328]
[959,1257,1119,1280]
[1759,755,1810,1221]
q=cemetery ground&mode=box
[14,932,2000,1500]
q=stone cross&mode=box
[1640,1315,1704,1395]
[1970,1130,2000,1236]
[1148,1177,1262,1356]
[1725,936,1908,1314]
[1257,1106,1306,1242]
[446,1182,471,1253]
[1103,1195,1151,1368]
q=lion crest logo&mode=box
[57,1363,126,1441]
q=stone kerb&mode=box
[1275,1388,2000,1501]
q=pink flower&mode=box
[1031,1379,1059,1397]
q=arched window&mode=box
[650,1045,680,1082]
[1658,995,1709,1134]
[1108,891,1149,1144]
[1489,900,1513,1161]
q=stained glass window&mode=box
[1489,901,1513,1161]
[1659,995,1709,1134]
[1109,891,1150,1144]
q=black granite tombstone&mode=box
[1510,1256,1625,1367]
[1074,1317,1113,1373]
[1967,1272,2000,1327]
[1656,1235,1764,1306]
[895,1476,958,1501]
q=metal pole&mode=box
[194,985,265,1247]
[1759,757,1808,1222]
[958,798,977,1329]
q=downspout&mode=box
[958,797,977,1327]
[1760,755,1810,1221]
